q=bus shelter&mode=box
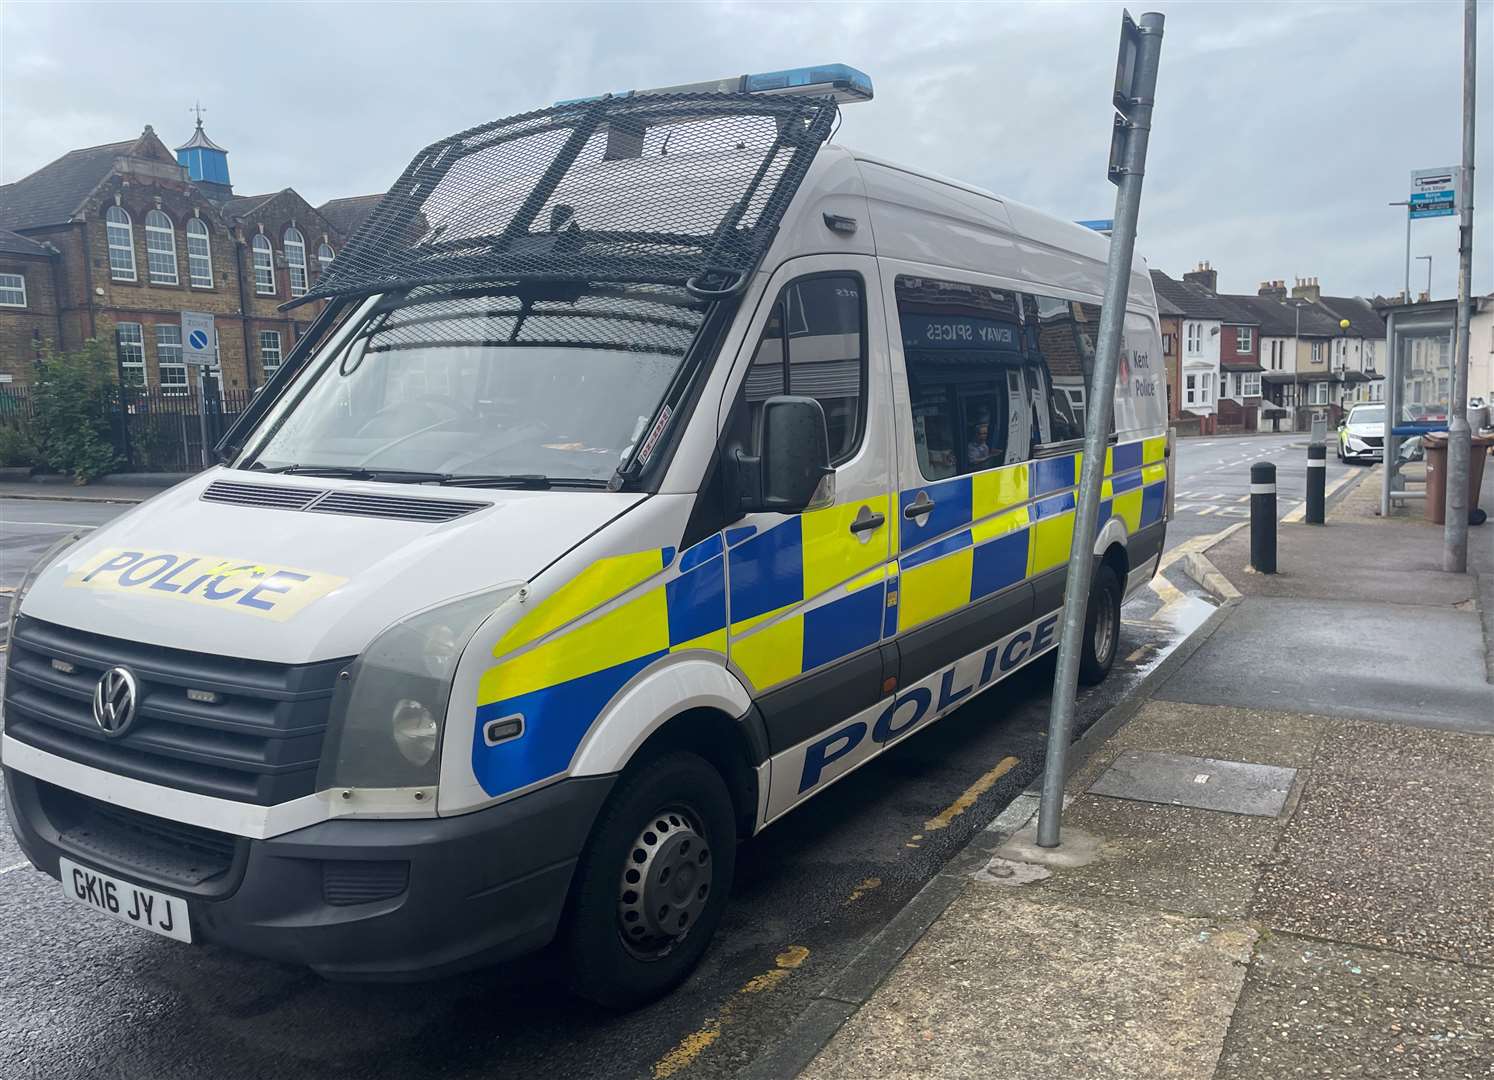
[1377,298,1459,516]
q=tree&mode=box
[32,338,120,483]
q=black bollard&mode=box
[1250,461,1277,573]
[1306,443,1326,524]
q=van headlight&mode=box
[317,587,517,791]
[4,532,87,733]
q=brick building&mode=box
[0,122,381,393]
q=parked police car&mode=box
[3,65,1168,1006]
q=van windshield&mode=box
[245,283,707,484]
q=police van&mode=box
[3,66,1168,1006]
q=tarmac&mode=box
[776,464,1494,1080]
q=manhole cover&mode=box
[1087,750,1296,817]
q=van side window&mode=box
[895,275,1024,480]
[736,273,866,466]
[1023,293,1111,446]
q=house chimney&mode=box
[1183,261,1218,294]
[1258,279,1287,300]
[1290,276,1321,303]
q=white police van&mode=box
[3,66,1168,1006]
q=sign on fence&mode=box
[181,312,216,366]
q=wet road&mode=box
[0,435,1359,1080]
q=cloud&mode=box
[3,0,1489,298]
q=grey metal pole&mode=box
[1389,201,1411,302]
[1444,0,1476,572]
[1418,255,1433,301]
[196,365,211,470]
[1036,10,1165,849]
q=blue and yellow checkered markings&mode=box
[1030,453,1079,498]
[728,517,803,625]
[898,474,972,551]
[725,525,757,547]
[472,538,729,797]
[802,581,885,670]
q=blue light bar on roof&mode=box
[1076,219,1115,234]
[556,64,874,107]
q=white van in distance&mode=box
[3,65,1168,1007]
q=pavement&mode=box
[0,433,1462,1080]
[788,462,1494,1079]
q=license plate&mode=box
[58,857,192,943]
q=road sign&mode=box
[181,311,215,366]
[1409,167,1456,219]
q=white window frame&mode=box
[1310,382,1330,405]
[252,234,276,295]
[155,323,188,395]
[0,272,25,308]
[106,206,136,281]
[144,210,178,285]
[1235,326,1252,353]
[1184,372,1213,407]
[1242,372,1261,397]
[186,218,213,288]
[259,330,283,375]
[284,227,308,297]
[116,322,145,385]
[317,242,334,274]
[1311,340,1325,363]
[1185,321,1202,356]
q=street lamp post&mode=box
[1417,254,1433,300]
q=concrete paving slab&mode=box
[1215,932,1494,1080]
[1155,597,1494,734]
[1311,717,1494,789]
[1103,701,1330,770]
[1087,750,1296,817]
[1253,767,1494,967]
[1207,519,1478,608]
[1032,795,1283,920]
[799,889,1256,1080]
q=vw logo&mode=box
[92,667,138,737]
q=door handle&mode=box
[848,512,885,534]
[903,494,936,520]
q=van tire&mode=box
[561,750,736,1009]
[1078,563,1122,685]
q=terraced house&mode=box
[0,122,381,393]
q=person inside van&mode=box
[967,411,992,467]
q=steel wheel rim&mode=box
[1093,583,1117,664]
[616,804,712,961]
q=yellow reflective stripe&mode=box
[845,564,891,593]
[801,494,890,597]
[494,548,665,656]
[1028,512,1074,576]
[730,601,797,636]
[1143,435,1166,464]
[1101,478,1115,499]
[1113,489,1143,532]
[899,547,973,631]
[733,614,803,691]
[970,505,1030,544]
[1142,462,1167,485]
[671,628,728,655]
[480,585,669,702]
[970,463,1029,519]
[1104,446,1114,476]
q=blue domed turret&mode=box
[176,120,231,199]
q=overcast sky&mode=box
[3,1,1490,300]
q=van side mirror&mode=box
[734,396,834,515]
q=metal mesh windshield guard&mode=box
[295,93,838,307]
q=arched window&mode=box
[317,242,334,275]
[105,206,136,281]
[144,210,178,285]
[186,218,213,288]
[252,234,275,295]
[284,227,308,297]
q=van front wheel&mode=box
[561,750,736,1009]
[1078,563,1122,685]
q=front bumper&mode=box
[4,767,613,981]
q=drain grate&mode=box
[1087,750,1296,817]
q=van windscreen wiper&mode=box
[250,464,452,483]
[436,474,610,490]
